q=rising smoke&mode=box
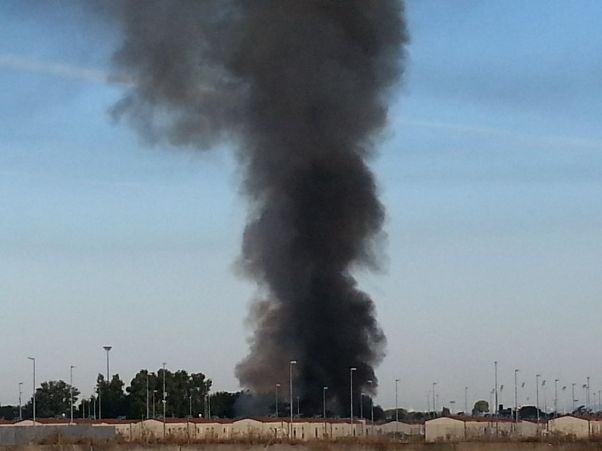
[101,0,407,415]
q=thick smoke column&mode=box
[104,0,407,414]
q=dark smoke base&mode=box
[102,0,408,416]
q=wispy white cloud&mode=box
[0,53,131,85]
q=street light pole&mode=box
[162,362,167,438]
[322,386,328,419]
[289,360,297,436]
[350,367,357,428]
[70,365,75,424]
[464,386,468,416]
[360,393,364,421]
[536,374,541,424]
[432,382,437,417]
[554,379,559,417]
[395,378,400,437]
[514,369,519,422]
[572,383,576,413]
[146,373,149,420]
[152,390,157,418]
[585,376,591,409]
[494,361,498,417]
[367,380,374,426]
[275,383,280,417]
[27,357,36,424]
[100,346,111,420]
[103,346,112,381]
[18,382,23,421]
[395,378,400,422]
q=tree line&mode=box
[0,368,243,420]
[0,367,411,421]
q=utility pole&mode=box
[289,360,296,437]
[554,379,559,417]
[572,383,576,413]
[322,386,328,420]
[350,367,357,427]
[585,376,590,409]
[536,374,541,424]
[432,382,437,417]
[367,380,374,426]
[514,370,519,422]
[494,361,498,416]
[70,365,75,424]
[162,362,167,439]
[27,357,36,424]
[275,383,280,417]
[18,382,23,421]
[146,373,149,420]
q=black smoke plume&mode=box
[101,0,407,415]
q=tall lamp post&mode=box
[162,362,167,438]
[350,367,357,427]
[494,361,498,416]
[536,374,541,424]
[360,392,365,420]
[103,346,112,381]
[571,383,576,413]
[367,379,374,426]
[554,379,559,416]
[432,382,437,417]
[514,369,519,422]
[464,386,468,415]
[146,373,149,420]
[275,383,280,417]
[289,360,297,436]
[18,382,23,420]
[395,378,400,437]
[152,390,157,418]
[70,365,75,424]
[27,357,36,424]
[322,386,328,420]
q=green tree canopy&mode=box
[97,374,128,418]
[126,368,211,419]
[24,380,79,418]
[209,391,241,418]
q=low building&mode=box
[425,417,465,442]
[548,415,590,439]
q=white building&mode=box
[548,415,590,439]
[425,417,465,442]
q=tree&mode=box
[0,405,19,420]
[126,368,211,419]
[384,407,408,420]
[472,400,489,416]
[209,391,242,418]
[97,374,128,418]
[24,380,79,418]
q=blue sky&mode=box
[1,0,601,413]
